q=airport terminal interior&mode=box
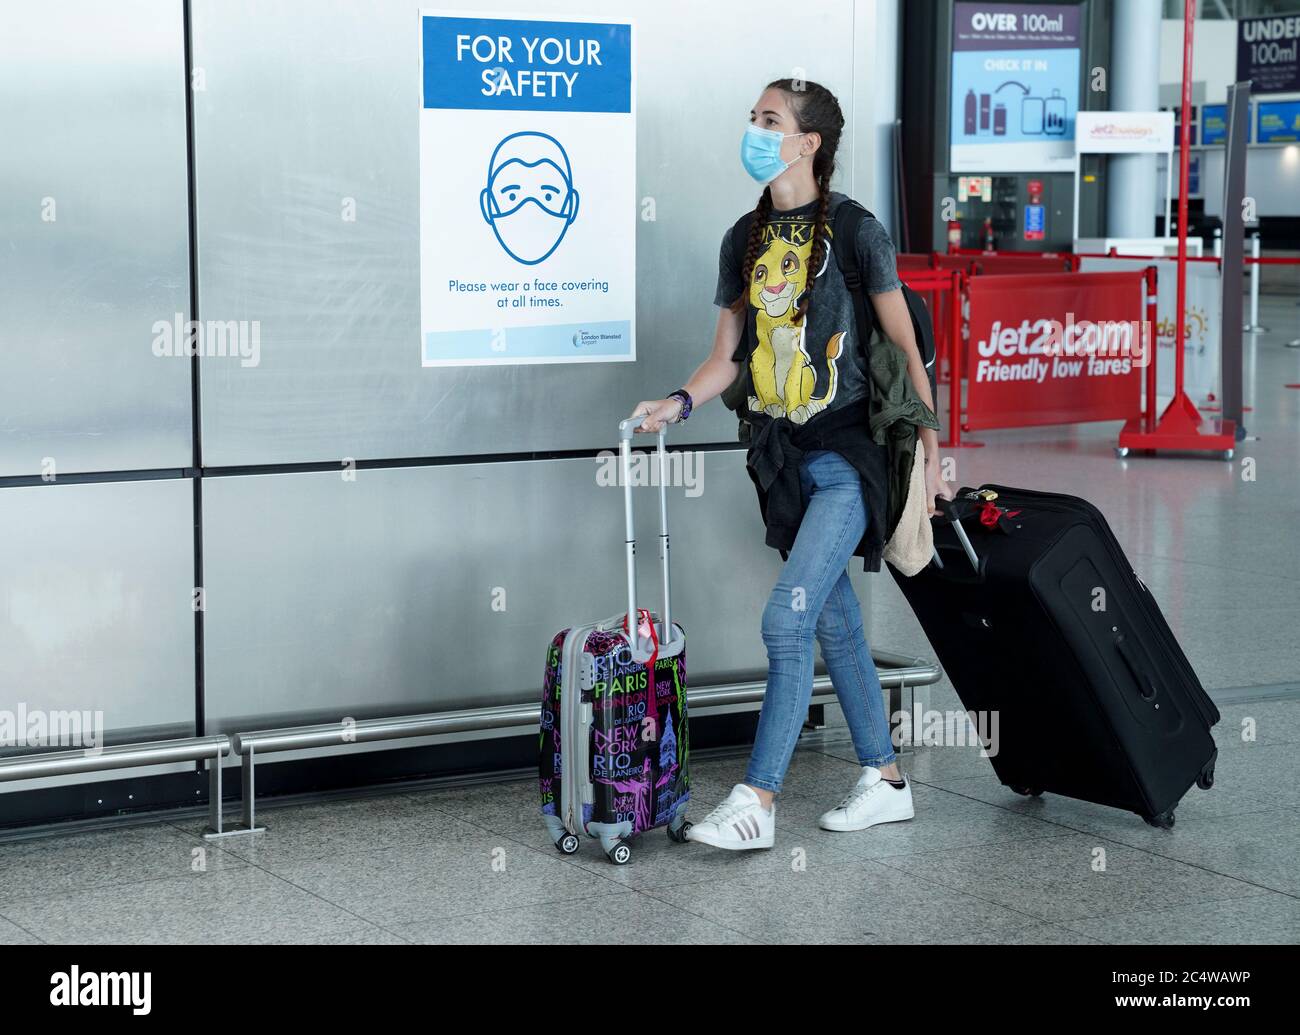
[1,0,1298,950]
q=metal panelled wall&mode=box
[200,454,879,733]
[0,1,197,771]
[0,1,192,478]
[1,0,884,778]
[0,479,197,741]
[190,0,860,462]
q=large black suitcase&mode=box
[891,484,1219,828]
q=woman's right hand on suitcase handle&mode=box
[630,398,683,434]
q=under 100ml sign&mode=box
[419,11,635,366]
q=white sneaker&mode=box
[818,767,915,832]
[686,783,775,850]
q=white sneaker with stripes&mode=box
[686,783,775,850]
[818,766,915,831]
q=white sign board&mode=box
[419,11,635,366]
[1073,110,1175,242]
[1078,255,1221,400]
[1074,110,1175,153]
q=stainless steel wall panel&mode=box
[192,0,859,465]
[201,452,872,732]
[0,479,196,756]
[0,1,192,477]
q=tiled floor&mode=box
[0,724,1295,945]
[1,294,1297,945]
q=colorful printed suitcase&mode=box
[539,417,691,864]
[892,485,1219,828]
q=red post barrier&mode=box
[941,270,980,448]
[1115,1,1236,459]
[1144,266,1158,434]
[1174,0,1193,402]
[947,269,961,447]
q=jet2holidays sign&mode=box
[419,12,635,366]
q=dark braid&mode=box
[795,170,833,324]
[730,79,846,325]
[728,187,772,316]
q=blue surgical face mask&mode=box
[740,124,806,184]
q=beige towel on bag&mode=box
[883,442,933,577]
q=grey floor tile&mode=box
[0,821,249,907]
[931,768,1278,827]
[772,781,1071,861]
[645,857,1044,944]
[932,922,1105,945]
[1212,743,1300,808]
[739,748,869,798]
[173,792,487,867]
[1060,892,1300,945]
[255,834,627,927]
[680,753,756,805]
[391,889,755,945]
[873,833,1269,923]
[0,865,391,945]
[837,742,995,784]
[923,781,1299,898]
[1108,808,1300,896]
[563,811,860,891]
[404,777,558,850]
[0,915,42,945]
[1212,699,1300,750]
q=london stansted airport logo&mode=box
[572,328,623,349]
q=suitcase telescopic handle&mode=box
[934,497,981,573]
[617,415,673,647]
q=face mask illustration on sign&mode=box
[479,131,581,265]
[740,124,807,184]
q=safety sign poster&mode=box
[950,2,1081,172]
[419,12,635,366]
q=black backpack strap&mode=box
[830,200,878,354]
[833,200,939,407]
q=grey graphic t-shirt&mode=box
[713,192,901,425]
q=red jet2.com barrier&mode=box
[963,271,1148,431]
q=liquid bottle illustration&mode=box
[1022,94,1044,135]
[993,102,1007,136]
[979,93,991,131]
[1044,89,1067,135]
[964,89,977,135]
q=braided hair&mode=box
[729,79,845,326]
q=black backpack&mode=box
[722,198,938,411]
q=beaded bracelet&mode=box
[667,389,693,422]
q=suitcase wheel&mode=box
[666,818,692,844]
[555,833,581,855]
[1144,810,1176,829]
[606,841,632,865]
[1196,760,1216,791]
[1009,785,1043,798]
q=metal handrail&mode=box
[225,649,941,833]
[0,735,232,836]
[0,652,940,838]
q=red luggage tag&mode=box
[977,500,1021,533]
[622,607,660,674]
